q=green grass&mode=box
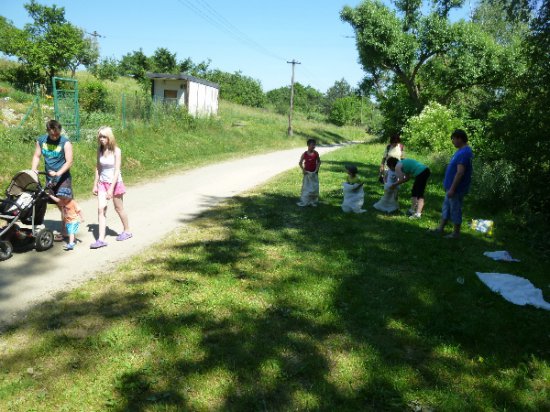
[0,143,548,411]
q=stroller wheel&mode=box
[35,229,54,252]
[0,240,13,261]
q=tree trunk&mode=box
[395,69,423,111]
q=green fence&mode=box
[52,77,80,141]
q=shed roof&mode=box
[146,72,220,89]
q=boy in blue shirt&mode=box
[431,129,473,238]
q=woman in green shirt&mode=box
[387,157,431,219]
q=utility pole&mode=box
[287,59,301,136]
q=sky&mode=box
[2,0,372,93]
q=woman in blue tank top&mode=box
[31,120,74,241]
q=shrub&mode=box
[402,102,462,153]
[328,96,361,126]
[80,80,111,113]
[470,158,517,211]
[90,58,120,82]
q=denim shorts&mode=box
[442,193,465,225]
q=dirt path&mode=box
[0,145,348,326]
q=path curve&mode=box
[0,144,349,326]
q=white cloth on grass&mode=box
[341,182,365,213]
[476,272,550,310]
[297,171,319,207]
[483,251,520,262]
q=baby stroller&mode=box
[0,170,54,261]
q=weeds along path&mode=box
[0,144,353,327]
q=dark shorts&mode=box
[47,175,73,202]
[411,168,430,198]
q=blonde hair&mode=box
[97,126,117,154]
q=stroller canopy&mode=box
[7,170,40,196]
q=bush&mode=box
[206,70,265,108]
[0,124,42,145]
[402,102,462,153]
[80,80,112,113]
[90,58,120,82]
[328,96,361,126]
[470,158,517,211]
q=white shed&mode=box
[147,72,220,116]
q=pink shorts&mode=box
[97,181,126,196]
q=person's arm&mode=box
[49,141,73,178]
[447,164,465,198]
[31,141,42,171]
[77,206,85,222]
[391,164,409,188]
[298,153,305,174]
[92,150,100,195]
[314,152,320,173]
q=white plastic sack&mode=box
[297,172,319,207]
[373,189,399,213]
[341,182,365,213]
[374,171,399,213]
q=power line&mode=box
[175,0,285,62]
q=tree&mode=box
[266,83,325,118]
[178,57,194,73]
[328,96,362,126]
[341,0,502,112]
[118,49,150,81]
[90,57,120,81]
[324,78,355,114]
[150,47,177,73]
[0,1,99,85]
[206,70,266,107]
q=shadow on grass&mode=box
[1,159,548,411]
[295,128,356,145]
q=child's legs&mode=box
[113,195,130,232]
[66,221,79,244]
[57,204,66,235]
[97,191,108,241]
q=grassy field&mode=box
[0,143,548,411]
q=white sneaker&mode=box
[409,212,422,219]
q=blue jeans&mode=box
[441,193,465,225]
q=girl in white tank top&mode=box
[91,126,131,248]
